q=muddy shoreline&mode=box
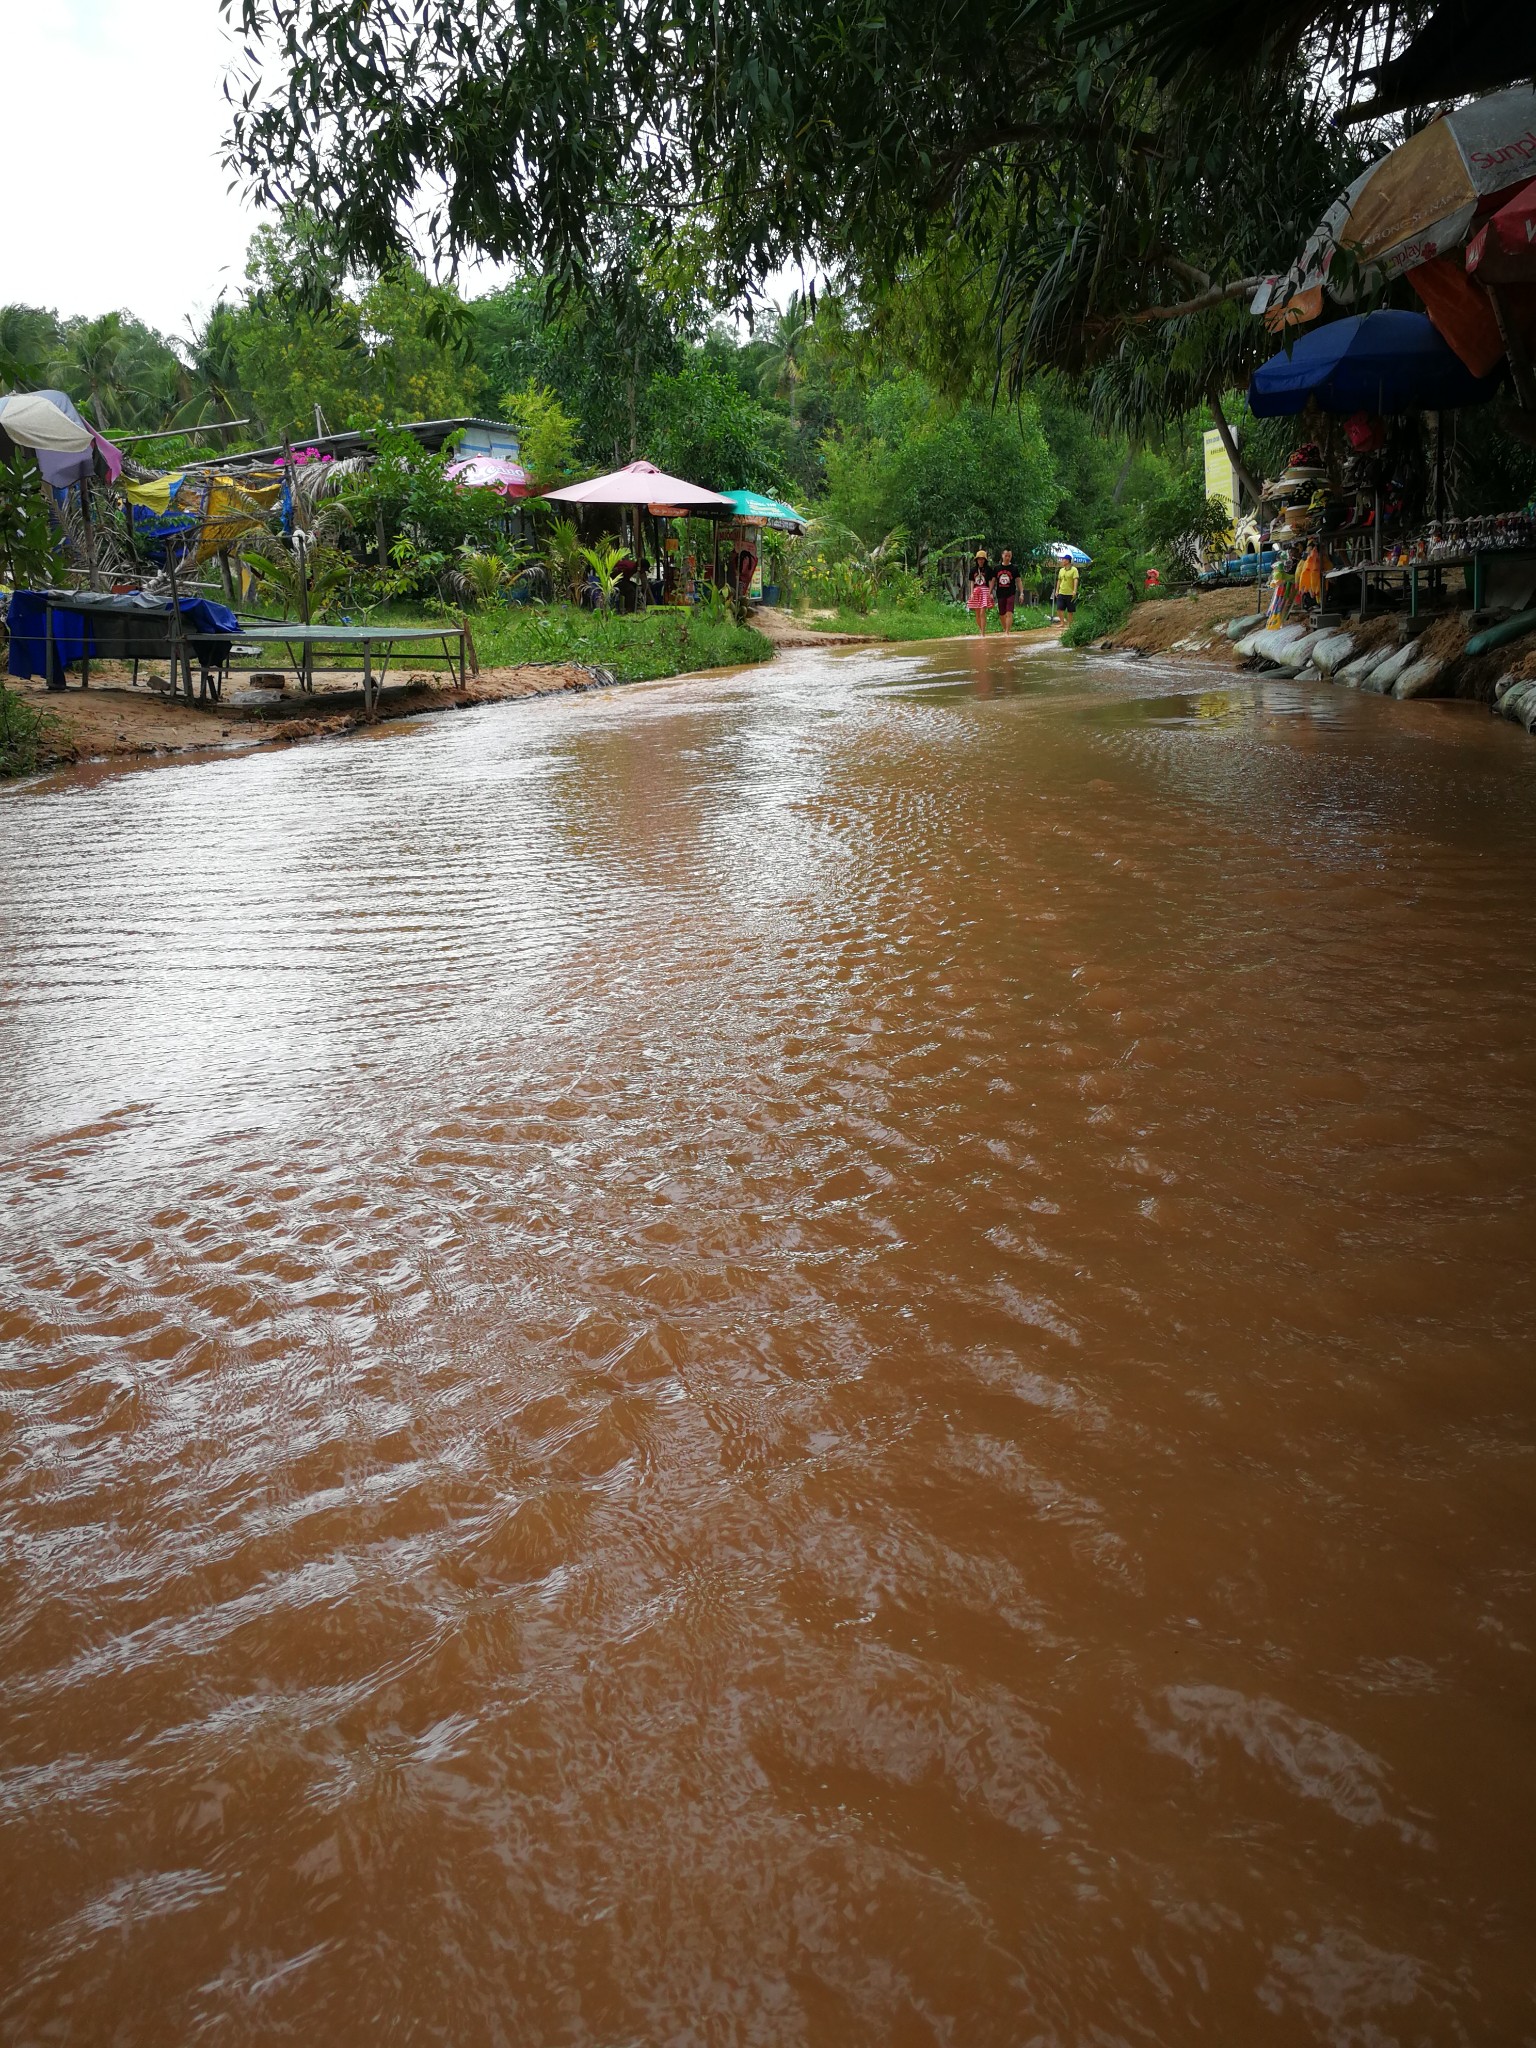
[2,658,650,782]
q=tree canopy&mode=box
[222,0,1400,422]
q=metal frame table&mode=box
[36,590,232,701]
[1327,548,1536,621]
[232,623,469,711]
[1338,554,1484,621]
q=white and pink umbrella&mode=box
[445,453,531,496]
[542,460,732,515]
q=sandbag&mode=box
[1336,644,1395,686]
[1270,630,1331,672]
[1392,657,1445,699]
[1310,632,1357,677]
[1224,611,1268,640]
[1236,622,1309,661]
[1355,643,1418,694]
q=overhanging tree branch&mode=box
[1125,275,1265,325]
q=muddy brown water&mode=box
[3,638,1535,2046]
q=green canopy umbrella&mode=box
[720,489,806,531]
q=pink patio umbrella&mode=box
[542,459,733,515]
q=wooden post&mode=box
[218,548,236,607]
[80,477,103,592]
[282,437,313,691]
[162,536,192,701]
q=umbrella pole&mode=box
[1488,287,1536,413]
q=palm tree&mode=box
[0,304,64,388]
[757,294,814,428]
[183,303,251,427]
[61,312,133,428]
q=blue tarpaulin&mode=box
[6,590,240,679]
[1248,311,1501,417]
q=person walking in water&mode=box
[992,548,1021,635]
[967,549,994,636]
[1053,555,1080,622]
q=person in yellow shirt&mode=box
[1054,559,1080,618]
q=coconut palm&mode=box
[61,312,135,429]
[0,304,64,388]
[757,294,814,428]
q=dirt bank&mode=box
[1097,586,1536,726]
[3,659,621,775]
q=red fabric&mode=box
[1408,256,1509,375]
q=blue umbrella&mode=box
[1248,310,1500,417]
[1050,543,1092,564]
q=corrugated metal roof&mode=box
[186,417,519,471]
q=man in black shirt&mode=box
[992,548,1021,634]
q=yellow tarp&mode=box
[122,469,284,562]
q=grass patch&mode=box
[361,603,774,682]
[0,685,58,778]
[804,600,1053,640]
[1060,587,1134,648]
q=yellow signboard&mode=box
[1203,429,1240,516]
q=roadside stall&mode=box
[542,461,734,608]
[1247,311,1530,621]
[719,490,807,604]
[1249,90,1536,623]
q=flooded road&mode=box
[3,637,1535,2045]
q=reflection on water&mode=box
[3,636,1535,2044]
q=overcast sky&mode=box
[9,0,265,335]
[12,0,795,344]
[8,0,519,339]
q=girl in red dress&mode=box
[967,550,993,636]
